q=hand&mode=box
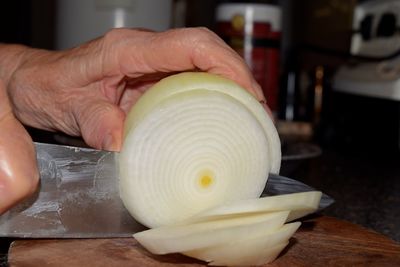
[0,80,39,213]
[5,27,266,152]
[0,27,266,212]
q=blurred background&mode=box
[0,0,399,251]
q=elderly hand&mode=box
[0,27,265,212]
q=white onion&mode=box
[185,191,322,223]
[119,72,281,228]
[185,222,300,265]
[133,211,289,254]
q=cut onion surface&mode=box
[185,222,300,265]
[184,191,322,223]
[119,72,281,228]
[133,211,289,254]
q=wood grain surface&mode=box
[8,216,400,267]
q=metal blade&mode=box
[0,142,145,238]
[263,173,335,211]
[0,143,334,238]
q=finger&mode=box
[0,80,39,214]
[72,97,125,151]
[61,28,265,102]
[117,28,265,101]
[118,74,167,113]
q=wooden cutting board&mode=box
[8,216,400,267]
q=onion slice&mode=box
[133,211,289,254]
[185,222,301,265]
[119,72,281,228]
[185,191,322,223]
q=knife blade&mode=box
[0,142,334,238]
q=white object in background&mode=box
[334,61,400,101]
[333,0,400,101]
[56,0,172,50]
[351,0,400,57]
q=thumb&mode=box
[0,80,39,214]
[73,98,125,151]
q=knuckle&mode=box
[103,28,152,44]
[103,28,130,43]
[187,27,218,42]
[164,27,217,43]
[192,27,215,36]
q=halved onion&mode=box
[119,72,281,228]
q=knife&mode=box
[0,142,334,238]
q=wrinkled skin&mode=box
[0,27,267,213]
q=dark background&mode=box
[2,0,398,152]
[0,0,399,265]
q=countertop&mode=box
[7,216,400,266]
[280,146,400,243]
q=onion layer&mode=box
[133,211,289,254]
[184,222,300,265]
[185,191,322,223]
[119,72,281,228]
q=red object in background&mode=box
[216,4,281,114]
